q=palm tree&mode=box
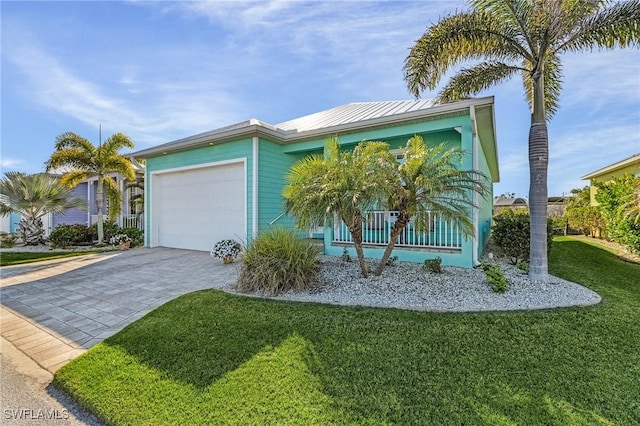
[0,172,87,245]
[283,137,393,277]
[404,0,640,282]
[374,136,490,275]
[47,132,136,244]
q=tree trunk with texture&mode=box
[528,69,549,282]
[347,211,368,278]
[375,209,410,276]
[96,176,105,244]
[19,217,45,245]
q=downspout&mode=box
[252,136,259,238]
[470,105,480,266]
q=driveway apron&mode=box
[1,248,238,372]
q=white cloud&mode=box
[0,157,23,170]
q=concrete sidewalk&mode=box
[1,248,238,372]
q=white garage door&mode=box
[152,162,245,251]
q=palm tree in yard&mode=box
[283,137,393,278]
[47,132,136,244]
[374,136,489,276]
[0,172,87,245]
[404,0,640,282]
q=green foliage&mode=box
[341,247,352,263]
[237,228,320,296]
[423,256,442,273]
[47,131,136,243]
[385,256,399,267]
[53,237,640,425]
[120,227,144,247]
[481,263,508,293]
[595,175,640,253]
[565,186,604,237]
[492,210,554,265]
[50,226,79,249]
[0,172,87,245]
[516,260,529,274]
[0,250,108,266]
[0,232,17,248]
[90,221,119,242]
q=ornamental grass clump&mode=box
[237,227,319,296]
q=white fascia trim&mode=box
[252,137,259,237]
[470,105,480,266]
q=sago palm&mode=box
[404,0,640,282]
[374,136,489,276]
[47,132,136,244]
[0,172,87,245]
[283,137,393,277]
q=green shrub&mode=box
[0,232,17,248]
[49,226,78,248]
[90,221,120,241]
[386,255,398,267]
[120,227,144,247]
[492,210,554,265]
[423,257,442,273]
[516,260,529,273]
[237,228,320,296]
[341,247,352,263]
[481,262,508,293]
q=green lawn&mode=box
[0,250,108,266]
[54,237,640,425]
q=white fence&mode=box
[333,210,462,249]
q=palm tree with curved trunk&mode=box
[0,172,87,245]
[404,0,640,282]
[374,136,490,276]
[283,137,394,277]
[47,132,136,244]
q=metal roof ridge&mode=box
[581,152,640,180]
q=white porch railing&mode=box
[333,210,462,249]
[121,214,144,230]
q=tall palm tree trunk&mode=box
[528,71,549,282]
[96,176,105,244]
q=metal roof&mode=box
[275,100,439,133]
[130,97,495,159]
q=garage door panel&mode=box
[152,162,245,251]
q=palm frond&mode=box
[439,61,522,102]
[58,170,93,189]
[101,133,135,155]
[404,9,529,97]
[47,149,95,172]
[53,132,96,154]
[556,0,640,52]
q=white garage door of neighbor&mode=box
[153,162,245,251]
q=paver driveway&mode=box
[1,248,238,372]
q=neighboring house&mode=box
[4,168,145,237]
[130,97,499,267]
[547,196,567,218]
[581,153,640,206]
[493,197,528,215]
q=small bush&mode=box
[492,210,554,265]
[91,221,120,241]
[481,263,508,293]
[120,227,144,247]
[516,260,529,273]
[341,247,352,263]
[49,226,77,248]
[0,232,17,248]
[423,257,442,273]
[386,255,399,267]
[237,228,319,296]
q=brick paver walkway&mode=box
[0,248,238,372]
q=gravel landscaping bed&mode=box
[223,255,601,312]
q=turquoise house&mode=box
[131,97,499,267]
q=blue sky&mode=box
[2,0,639,198]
